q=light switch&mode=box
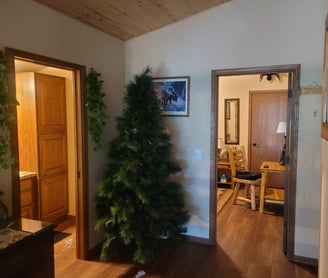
[195,149,202,160]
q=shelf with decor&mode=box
[217,161,232,188]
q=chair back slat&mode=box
[228,146,248,177]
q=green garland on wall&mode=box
[86,68,109,151]
[0,51,18,170]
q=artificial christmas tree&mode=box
[95,67,189,265]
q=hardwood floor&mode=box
[54,200,318,278]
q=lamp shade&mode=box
[276,122,286,135]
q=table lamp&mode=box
[276,122,286,165]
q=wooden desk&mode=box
[259,161,285,213]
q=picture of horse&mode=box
[153,76,190,116]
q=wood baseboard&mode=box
[292,254,318,266]
[186,234,214,245]
[88,241,103,259]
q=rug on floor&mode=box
[217,188,233,214]
[53,231,71,244]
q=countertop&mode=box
[19,171,37,180]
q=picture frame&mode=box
[322,14,328,141]
[153,76,190,116]
[224,98,240,145]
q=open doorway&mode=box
[6,48,89,259]
[210,64,301,261]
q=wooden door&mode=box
[249,90,287,186]
[35,73,68,222]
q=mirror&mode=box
[224,98,240,144]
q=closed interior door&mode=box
[35,73,68,221]
[249,90,287,186]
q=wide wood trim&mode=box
[209,70,219,245]
[210,64,301,262]
[5,47,89,260]
[292,255,318,267]
[187,234,214,245]
[74,66,90,259]
[287,65,301,261]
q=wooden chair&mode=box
[228,146,261,210]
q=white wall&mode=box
[0,0,125,248]
[125,0,327,257]
[295,93,322,258]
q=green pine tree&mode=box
[95,67,189,265]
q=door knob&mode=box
[252,143,257,146]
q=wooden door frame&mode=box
[5,47,89,260]
[210,64,300,262]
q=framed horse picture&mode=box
[153,76,190,116]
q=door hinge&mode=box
[77,171,81,178]
[288,89,292,97]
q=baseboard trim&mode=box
[292,254,318,266]
[88,241,103,259]
[186,234,214,245]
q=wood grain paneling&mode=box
[16,72,69,223]
[33,0,230,40]
[20,176,38,219]
[39,174,68,221]
[36,73,68,222]
[16,72,38,172]
[35,73,67,134]
[39,133,68,176]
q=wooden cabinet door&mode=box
[38,133,68,177]
[35,73,68,222]
[39,175,68,221]
[35,73,67,134]
[20,177,37,219]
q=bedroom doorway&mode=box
[210,64,300,261]
[6,47,89,259]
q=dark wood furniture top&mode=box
[0,218,55,278]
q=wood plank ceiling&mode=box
[33,0,230,41]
